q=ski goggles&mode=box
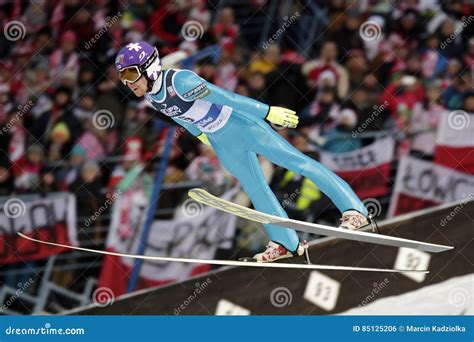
[118,65,142,85]
[118,48,160,85]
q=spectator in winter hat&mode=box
[409,81,446,157]
[443,73,472,110]
[329,10,364,62]
[302,41,349,99]
[345,49,368,88]
[361,73,383,105]
[421,34,446,80]
[120,101,148,143]
[247,72,267,102]
[78,64,97,92]
[22,0,49,34]
[62,144,87,190]
[348,88,385,133]
[70,159,103,243]
[35,165,59,194]
[76,122,107,161]
[26,60,50,97]
[214,7,239,45]
[49,31,79,84]
[73,92,96,121]
[393,9,424,48]
[249,44,281,75]
[13,144,44,192]
[300,86,340,130]
[31,27,54,62]
[30,86,73,143]
[48,122,71,161]
[437,19,464,58]
[149,1,186,46]
[320,108,361,153]
[50,122,71,142]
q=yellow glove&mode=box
[265,106,299,128]
[197,133,211,145]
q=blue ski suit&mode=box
[145,69,368,252]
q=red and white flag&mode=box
[320,137,395,198]
[434,112,474,174]
[0,193,77,264]
[388,156,474,217]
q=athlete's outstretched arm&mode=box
[172,69,298,128]
[173,69,269,118]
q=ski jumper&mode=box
[145,69,368,252]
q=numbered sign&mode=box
[394,247,431,283]
[303,271,341,311]
[215,299,251,315]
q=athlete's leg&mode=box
[212,144,299,251]
[251,121,368,216]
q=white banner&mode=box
[107,188,238,282]
[388,156,474,217]
[0,193,77,242]
[0,193,77,263]
[392,156,474,202]
[436,112,474,147]
[320,137,394,171]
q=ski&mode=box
[188,188,453,253]
[17,233,426,273]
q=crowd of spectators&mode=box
[0,0,473,235]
